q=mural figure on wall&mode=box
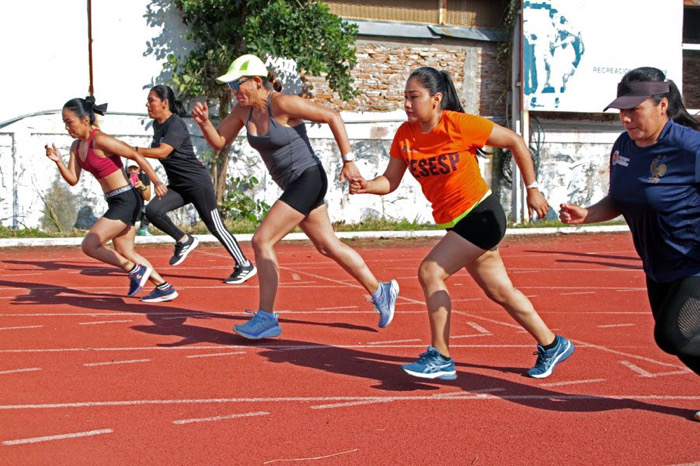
[523,1,585,110]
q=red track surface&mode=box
[0,233,698,465]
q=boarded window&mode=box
[324,0,505,28]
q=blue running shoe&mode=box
[128,264,152,297]
[372,279,399,328]
[141,284,178,303]
[402,346,457,380]
[234,310,281,339]
[527,335,575,379]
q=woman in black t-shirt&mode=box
[136,85,256,284]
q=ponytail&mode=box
[407,67,464,113]
[150,84,188,117]
[621,67,698,130]
[63,96,108,127]
[265,70,283,92]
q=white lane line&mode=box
[2,428,112,446]
[0,367,41,375]
[0,325,43,331]
[83,359,150,367]
[620,361,691,378]
[432,389,505,398]
[598,323,635,328]
[451,334,491,339]
[311,399,392,410]
[316,305,359,310]
[79,320,133,326]
[263,448,359,464]
[367,339,421,345]
[1,394,699,410]
[451,311,689,370]
[559,292,596,296]
[465,322,491,334]
[0,344,558,355]
[186,352,246,358]
[540,379,606,387]
[173,411,269,425]
[619,360,653,377]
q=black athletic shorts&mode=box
[280,165,327,215]
[103,186,142,226]
[446,193,507,250]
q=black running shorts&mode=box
[280,165,327,215]
[446,194,507,250]
[103,187,143,226]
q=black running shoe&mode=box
[225,262,257,284]
[169,235,199,266]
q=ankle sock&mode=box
[156,282,170,290]
[542,336,559,350]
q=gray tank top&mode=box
[246,92,321,190]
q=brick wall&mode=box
[682,52,700,109]
[302,39,508,119]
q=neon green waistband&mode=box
[436,189,492,229]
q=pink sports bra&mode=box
[76,128,123,179]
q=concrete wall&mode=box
[0,110,623,230]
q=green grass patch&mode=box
[0,217,627,239]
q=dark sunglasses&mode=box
[229,77,253,91]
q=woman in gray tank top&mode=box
[192,54,399,340]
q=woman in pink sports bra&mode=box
[45,96,178,303]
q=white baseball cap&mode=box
[216,54,268,84]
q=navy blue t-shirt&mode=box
[608,119,700,282]
[152,114,212,191]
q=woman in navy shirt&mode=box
[559,67,699,421]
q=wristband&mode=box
[342,151,355,162]
[526,181,539,189]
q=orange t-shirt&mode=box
[390,111,494,225]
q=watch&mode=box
[525,181,539,189]
[342,151,355,162]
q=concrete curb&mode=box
[0,225,629,248]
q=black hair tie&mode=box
[93,102,109,115]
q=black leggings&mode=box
[646,276,700,375]
[145,186,248,266]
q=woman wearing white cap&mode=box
[559,66,700,421]
[192,54,399,339]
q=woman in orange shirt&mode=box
[351,67,574,380]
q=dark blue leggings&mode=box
[646,276,700,375]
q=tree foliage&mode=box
[167,0,358,202]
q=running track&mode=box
[0,233,698,465]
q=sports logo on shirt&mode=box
[648,156,667,183]
[408,152,460,178]
[612,150,629,167]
